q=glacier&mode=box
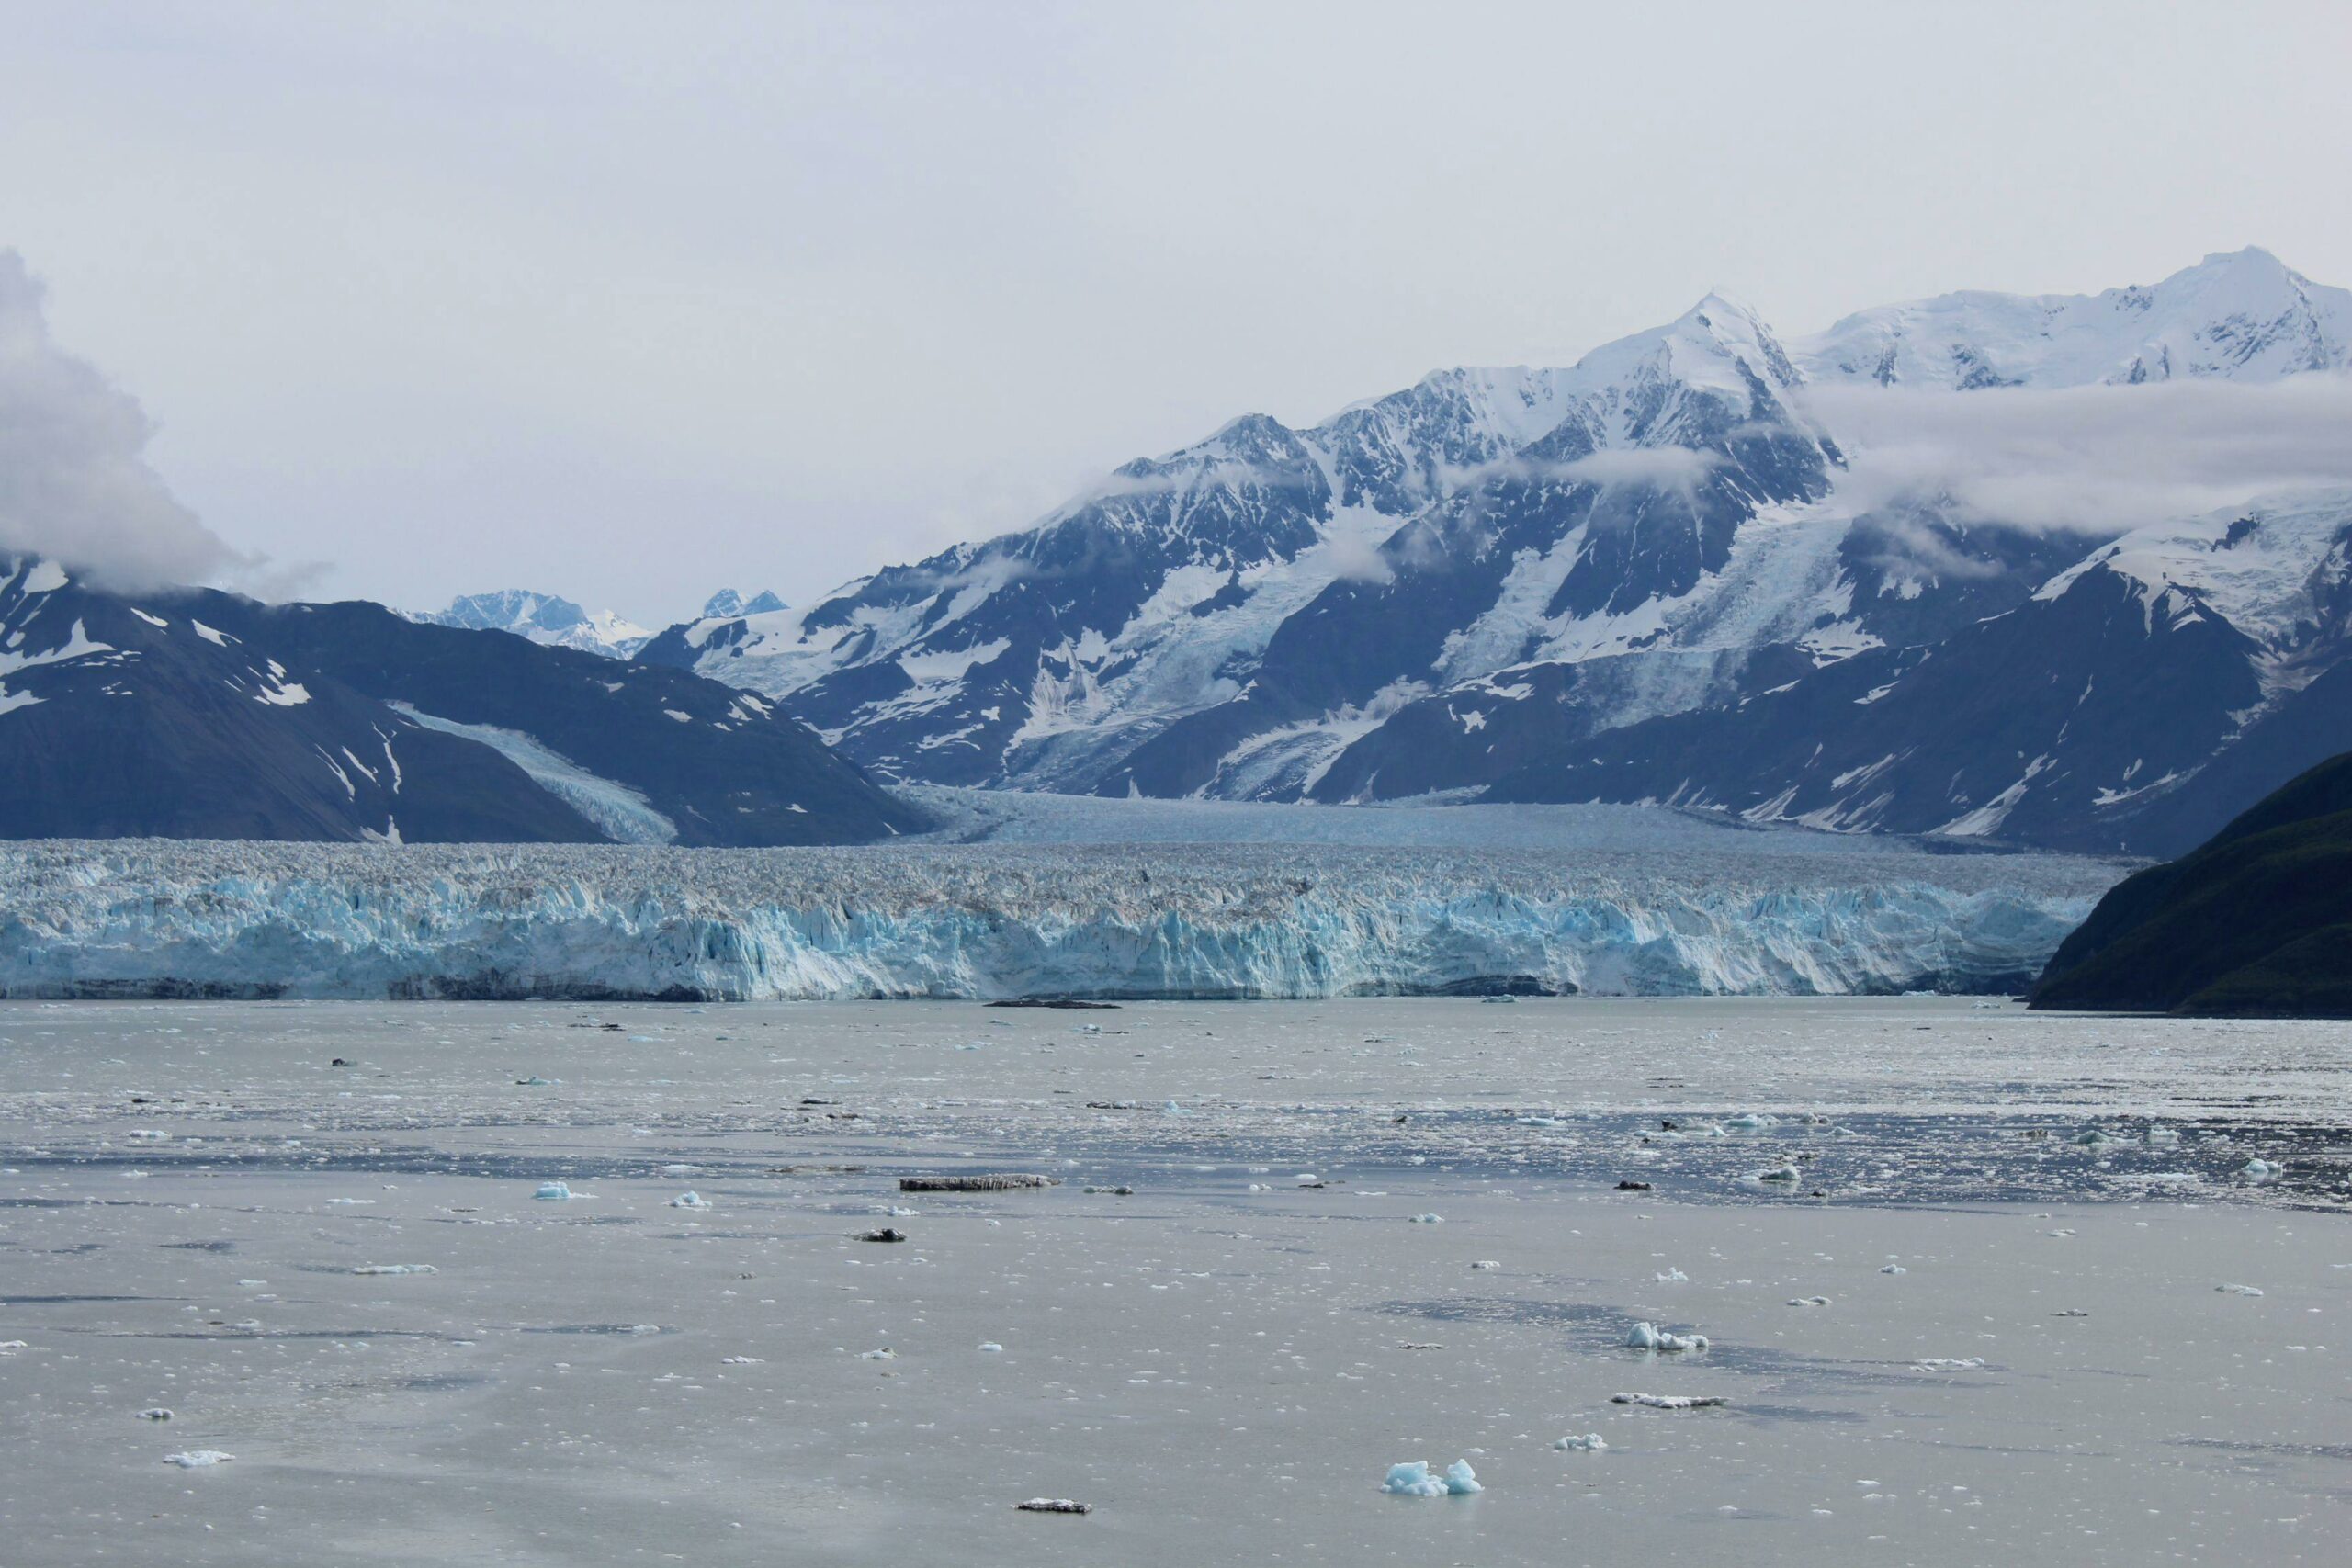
[0,832,2120,1002]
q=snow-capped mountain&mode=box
[0,558,926,845]
[700,588,786,619]
[639,249,2352,854]
[411,589,655,660]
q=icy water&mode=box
[2,996,2348,1566]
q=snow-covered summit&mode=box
[1799,248,2351,389]
[411,589,653,660]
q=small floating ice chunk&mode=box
[1408,1213,1444,1224]
[2215,1283,2265,1296]
[1724,1113,1777,1132]
[1655,1267,1689,1283]
[351,1264,436,1276]
[2070,1127,2123,1147]
[138,1407,174,1421]
[1787,1295,1831,1307]
[2145,1127,2180,1144]
[1755,1164,1801,1183]
[858,1348,896,1360]
[720,1357,763,1365]
[533,1181,571,1201]
[1555,1433,1607,1452]
[2239,1158,2283,1180]
[1624,1321,1708,1352]
[1611,1392,1727,1409]
[978,1342,1004,1353]
[1015,1498,1091,1514]
[670,1192,710,1209]
[164,1450,235,1468]
[1470,1259,1501,1270]
[1912,1358,1987,1371]
[1381,1460,1481,1496]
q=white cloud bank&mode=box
[1807,376,2352,534]
[0,250,242,592]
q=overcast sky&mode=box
[4,0,2349,621]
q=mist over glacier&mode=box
[0,812,2119,1000]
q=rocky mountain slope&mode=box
[639,248,2352,854]
[0,558,925,845]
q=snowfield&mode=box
[0,828,2120,1001]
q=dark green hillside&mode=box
[2030,752,2352,1016]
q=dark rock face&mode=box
[2031,751,2352,1016]
[0,560,926,845]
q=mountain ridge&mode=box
[638,248,2352,855]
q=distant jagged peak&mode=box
[411,588,652,659]
[702,588,786,619]
[421,587,589,634]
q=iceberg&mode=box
[0,837,2113,1002]
[1382,1460,1482,1496]
[1624,1321,1709,1352]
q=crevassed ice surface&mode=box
[0,825,2120,1000]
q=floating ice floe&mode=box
[1015,1498,1091,1514]
[1555,1433,1608,1452]
[2145,1127,2180,1144]
[978,1342,1004,1353]
[1724,1113,1777,1132]
[1655,1267,1689,1283]
[1624,1322,1709,1352]
[2215,1283,2265,1296]
[2069,1127,2124,1148]
[533,1181,571,1201]
[163,1450,235,1468]
[720,1356,763,1365]
[2239,1158,2283,1180]
[1382,1460,1481,1496]
[1470,1259,1501,1270]
[670,1192,710,1209]
[1409,1213,1444,1224]
[1611,1393,1727,1409]
[1787,1295,1831,1307]
[1879,1264,1907,1274]
[859,1348,896,1360]
[1756,1165,1801,1183]
[1912,1358,1987,1371]
[138,1408,173,1421]
[351,1264,436,1276]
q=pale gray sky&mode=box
[3,0,2348,621]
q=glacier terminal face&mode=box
[0,834,2122,1002]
